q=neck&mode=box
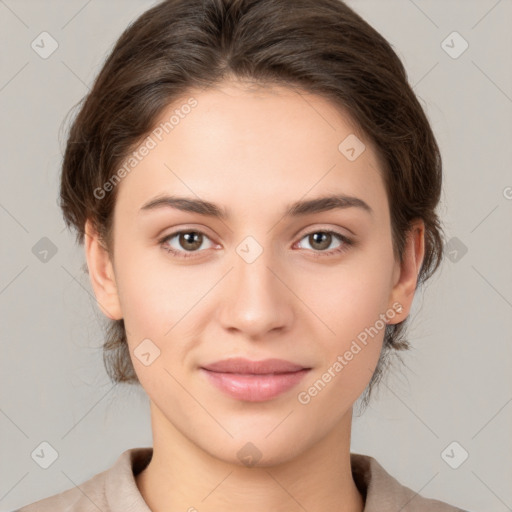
[136,403,364,512]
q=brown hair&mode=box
[60,0,444,409]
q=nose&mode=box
[217,247,294,340]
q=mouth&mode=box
[200,358,311,402]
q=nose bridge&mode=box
[218,235,292,337]
[235,240,277,296]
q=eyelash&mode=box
[158,229,354,260]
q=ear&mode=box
[387,218,425,324]
[84,219,123,321]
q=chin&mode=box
[197,427,315,469]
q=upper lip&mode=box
[201,357,308,374]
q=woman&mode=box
[16,0,471,510]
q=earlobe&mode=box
[387,219,425,323]
[84,219,123,321]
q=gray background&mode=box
[1,1,511,511]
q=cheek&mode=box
[298,245,394,346]
[115,264,167,335]
[112,246,213,378]
[293,242,394,402]
[324,274,391,344]
[296,270,390,415]
[113,245,195,335]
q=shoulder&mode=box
[13,469,108,512]
[14,447,153,512]
[350,453,472,512]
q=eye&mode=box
[159,230,215,259]
[159,228,354,260]
[295,230,353,257]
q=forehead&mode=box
[113,81,388,223]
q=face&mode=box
[86,80,422,466]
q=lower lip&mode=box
[200,368,310,402]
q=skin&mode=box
[85,78,424,512]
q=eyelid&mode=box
[293,223,353,241]
[156,223,216,240]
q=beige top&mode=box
[16,447,468,511]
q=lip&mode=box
[200,358,311,402]
[202,357,307,374]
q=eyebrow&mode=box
[139,193,373,219]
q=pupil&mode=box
[182,232,201,250]
[311,232,330,250]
